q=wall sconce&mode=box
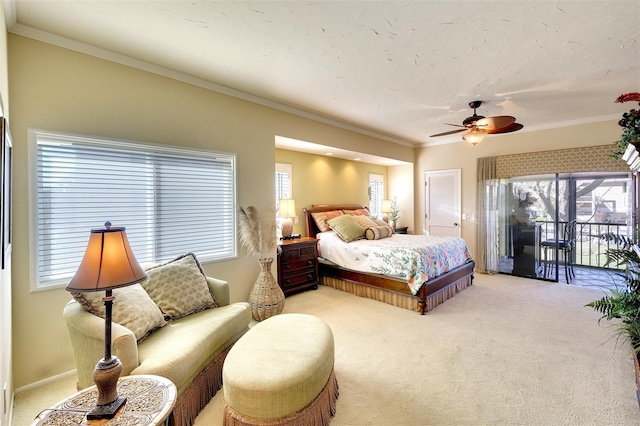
[65,222,147,420]
[279,199,296,239]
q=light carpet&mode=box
[13,273,640,425]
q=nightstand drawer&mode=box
[281,270,317,288]
[282,245,316,259]
[281,258,316,273]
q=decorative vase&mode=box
[248,258,285,321]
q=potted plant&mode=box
[586,231,640,405]
[238,205,284,321]
[610,92,640,159]
[389,196,400,229]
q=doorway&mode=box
[424,169,461,237]
[497,172,632,283]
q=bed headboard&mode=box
[303,204,367,238]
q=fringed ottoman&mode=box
[222,313,339,425]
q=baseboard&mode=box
[13,369,76,395]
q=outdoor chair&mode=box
[540,220,577,283]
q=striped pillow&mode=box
[364,225,394,240]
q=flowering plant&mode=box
[611,92,640,159]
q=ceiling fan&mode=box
[429,100,524,145]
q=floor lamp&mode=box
[65,222,147,420]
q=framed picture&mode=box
[0,118,12,269]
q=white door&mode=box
[424,169,461,237]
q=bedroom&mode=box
[1,1,638,425]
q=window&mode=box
[30,129,237,291]
[275,163,292,213]
[369,173,384,218]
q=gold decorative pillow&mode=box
[351,214,379,229]
[142,252,218,320]
[311,210,343,233]
[72,284,166,342]
[372,218,392,229]
[326,214,366,242]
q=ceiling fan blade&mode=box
[475,115,516,131]
[487,122,524,134]
[429,128,468,137]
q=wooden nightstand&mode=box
[277,237,320,296]
[394,226,409,234]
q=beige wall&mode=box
[415,120,623,259]
[388,164,415,232]
[8,34,414,388]
[0,1,11,422]
[275,148,389,235]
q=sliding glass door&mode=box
[497,172,631,281]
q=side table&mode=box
[394,226,409,234]
[277,237,320,296]
[31,375,177,426]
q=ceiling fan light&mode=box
[463,128,487,145]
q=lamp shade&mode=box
[381,199,392,213]
[66,224,147,292]
[279,199,296,218]
[463,128,487,145]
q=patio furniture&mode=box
[541,220,577,283]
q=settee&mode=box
[63,253,252,426]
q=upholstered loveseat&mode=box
[63,253,252,426]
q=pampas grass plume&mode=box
[238,205,277,260]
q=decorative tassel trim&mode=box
[321,276,418,311]
[222,368,339,426]
[170,345,233,426]
[321,274,472,314]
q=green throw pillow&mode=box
[326,214,366,242]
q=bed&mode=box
[304,204,475,314]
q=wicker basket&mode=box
[248,258,285,321]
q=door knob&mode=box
[453,223,459,226]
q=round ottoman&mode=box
[222,313,339,425]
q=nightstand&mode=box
[277,237,320,296]
[394,226,409,234]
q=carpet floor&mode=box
[13,272,640,425]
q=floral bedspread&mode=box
[317,231,473,295]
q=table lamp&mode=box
[279,199,296,239]
[65,222,147,420]
[381,199,392,223]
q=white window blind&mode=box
[31,129,236,290]
[275,163,292,212]
[369,173,384,218]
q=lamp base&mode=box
[282,219,293,239]
[88,356,126,420]
[86,395,127,420]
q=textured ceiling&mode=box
[6,1,640,148]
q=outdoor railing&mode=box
[535,220,628,270]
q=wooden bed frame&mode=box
[304,204,475,315]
